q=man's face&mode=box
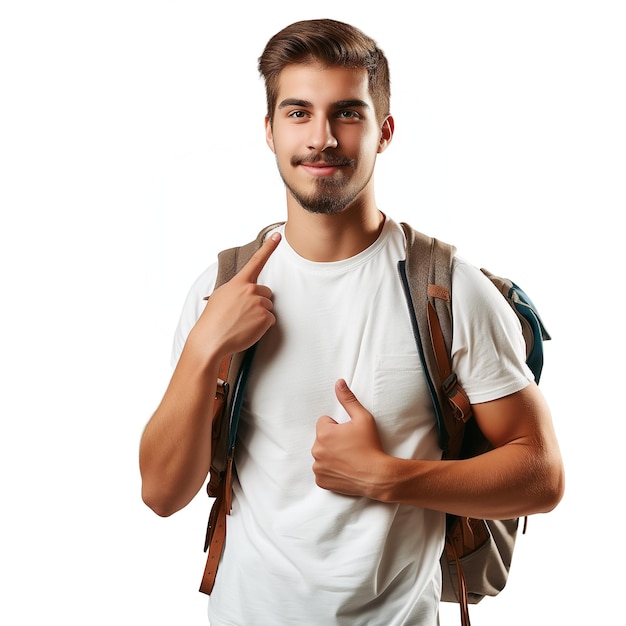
[265,63,392,215]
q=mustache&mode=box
[290,153,356,167]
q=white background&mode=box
[1,1,624,624]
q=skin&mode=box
[140,61,564,519]
[313,379,563,519]
[139,233,282,516]
[265,63,393,261]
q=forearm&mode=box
[139,334,222,517]
[140,233,281,516]
[313,382,564,518]
[374,441,564,519]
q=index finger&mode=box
[238,232,282,283]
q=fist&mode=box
[312,379,387,498]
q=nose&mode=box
[307,117,338,151]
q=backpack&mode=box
[399,224,550,626]
[199,222,551,626]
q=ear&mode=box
[377,115,394,154]
[265,116,276,153]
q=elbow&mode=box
[139,460,202,517]
[139,451,187,517]
[140,463,200,516]
[535,456,566,514]
[140,468,188,517]
[546,470,566,513]
[141,485,180,518]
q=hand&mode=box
[312,379,388,498]
[192,232,281,358]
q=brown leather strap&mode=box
[200,426,236,595]
[213,355,231,427]
[427,301,472,424]
[216,355,230,387]
[199,487,227,594]
[446,536,471,626]
[427,300,451,381]
[200,225,284,595]
[199,354,233,594]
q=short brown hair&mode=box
[258,19,391,124]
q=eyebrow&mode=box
[277,98,370,110]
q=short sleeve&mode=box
[170,262,218,367]
[451,257,535,404]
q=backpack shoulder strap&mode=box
[399,222,471,458]
[401,223,526,624]
[209,220,285,478]
[200,222,283,595]
[207,221,285,481]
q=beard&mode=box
[285,176,359,215]
[277,152,361,215]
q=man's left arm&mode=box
[312,380,564,519]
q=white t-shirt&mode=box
[171,218,534,626]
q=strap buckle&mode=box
[216,379,229,400]
[442,372,459,396]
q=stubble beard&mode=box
[276,153,362,215]
[285,176,359,215]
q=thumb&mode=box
[334,379,366,419]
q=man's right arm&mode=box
[139,232,281,516]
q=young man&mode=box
[139,18,564,625]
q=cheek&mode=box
[342,127,379,156]
[353,137,380,168]
[271,129,301,160]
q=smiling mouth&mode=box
[292,154,355,176]
[300,163,344,176]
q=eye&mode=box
[287,110,309,119]
[336,110,361,120]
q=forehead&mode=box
[275,63,372,108]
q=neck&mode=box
[284,193,385,262]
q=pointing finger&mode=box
[238,232,281,284]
